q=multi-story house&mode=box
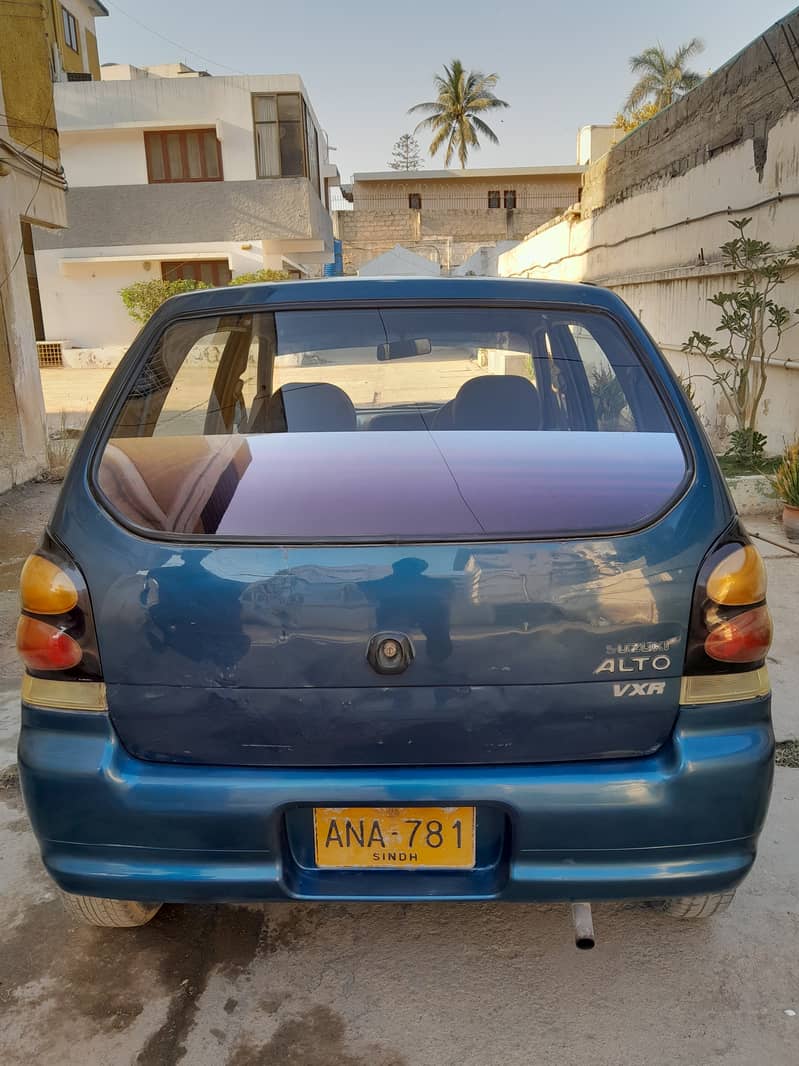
[336,163,585,276]
[0,1,108,490]
[34,64,340,353]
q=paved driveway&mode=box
[1,483,797,1066]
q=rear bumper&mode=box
[18,698,774,904]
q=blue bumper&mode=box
[18,699,774,903]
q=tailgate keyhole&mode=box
[367,632,414,675]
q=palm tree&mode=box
[409,59,509,168]
[624,39,705,115]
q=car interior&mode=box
[111,308,671,441]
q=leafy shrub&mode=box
[228,269,291,286]
[726,429,767,468]
[120,278,210,324]
[589,365,631,430]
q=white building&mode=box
[34,65,340,353]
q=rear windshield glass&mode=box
[97,306,686,539]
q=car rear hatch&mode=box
[86,299,705,767]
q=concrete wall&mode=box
[61,128,149,186]
[0,171,58,490]
[576,125,622,166]
[0,8,76,490]
[35,178,332,248]
[0,128,67,489]
[498,10,799,455]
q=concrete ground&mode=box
[1,481,798,1066]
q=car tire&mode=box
[658,890,736,919]
[58,889,163,928]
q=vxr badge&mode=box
[613,681,666,697]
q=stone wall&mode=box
[581,9,799,215]
[337,206,569,274]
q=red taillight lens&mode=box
[704,605,773,663]
[16,616,83,671]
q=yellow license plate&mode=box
[313,806,476,869]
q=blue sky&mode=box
[96,0,793,178]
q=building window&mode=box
[487,190,501,208]
[408,193,422,210]
[504,189,517,209]
[62,5,80,52]
[303,99,320,195]
[253,93,307,178]
[144,129,223,184]
[161,260,232,287]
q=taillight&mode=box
[16,535,102,683]
[685,524,772,678]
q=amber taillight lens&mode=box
[685,526,772,676]
[20,554,79,614]
[705,545,767,606]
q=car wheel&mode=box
[658,890,736,919]
[58,889,163,928]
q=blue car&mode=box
[17,277,774,942]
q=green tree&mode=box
[624,38,705,115]
[388,133,424,171]
[409,59,509,168]
[682,218,799,465]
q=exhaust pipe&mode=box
[571,903,595,950]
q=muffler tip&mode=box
[571,902,595,950]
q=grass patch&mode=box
[717,455,781,478]
[776,740,799,768]
[46,411,81,481]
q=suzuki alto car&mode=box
[17,277,774,939]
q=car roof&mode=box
[158,275,623,316]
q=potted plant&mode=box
[773,443,799,542]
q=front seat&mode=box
[263,382,357,433]
[451,375,542,430]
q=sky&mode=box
[95,0,794,179]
